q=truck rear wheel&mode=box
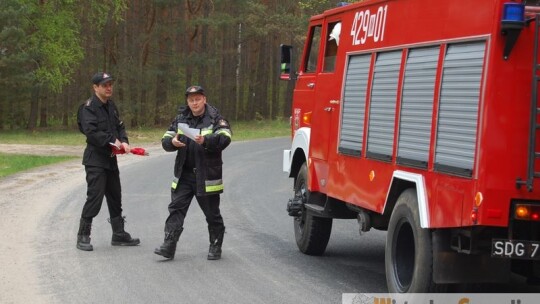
[385,188,435,293]
[293,163,332,256]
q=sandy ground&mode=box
[0,143,161,303]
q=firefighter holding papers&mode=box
[154,85,232,260]
[76,72,140,251]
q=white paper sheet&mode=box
[177,123,200,140]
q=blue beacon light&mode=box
[502,2,525,23]
[501,1,527,60]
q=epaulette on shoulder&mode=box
[85,98,92,107]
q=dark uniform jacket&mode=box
[78,94,128,170]
[162,104,232,196]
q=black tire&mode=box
[385,188,436,293]
[293,163,332,256]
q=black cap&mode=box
[185,85,205,97]
[92,72,114,85]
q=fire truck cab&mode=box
[281,0,540,292]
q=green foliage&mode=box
[86,0,128,29]
[1,0,85,93]
[0,0,136,90]
[241,1,306,42]
[299,0,358,16]
[0,152,76,178]
[297,0,361,40]
[28,1,84,92]
[0,0,33,85]
[0,0,33,128]
[1,0,343,129]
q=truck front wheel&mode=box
[293,163,332,256]
[385,188,435,293]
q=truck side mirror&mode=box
[280,44,295,80]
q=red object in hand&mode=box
[111,146,149,156]
[130,147,149,156]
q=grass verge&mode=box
[0,153,77,178]
[0,119,290,145]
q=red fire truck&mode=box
[281,0,540,293]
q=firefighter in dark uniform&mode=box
[76,72,140,251]
[154,85,232,260]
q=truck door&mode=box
[310,20,342,162]
[292,23,322,133]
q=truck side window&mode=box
[323,22,341,73]
[304,25,322,73]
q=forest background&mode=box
[0,0,356,131]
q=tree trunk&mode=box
[0,98,4,130]
[27,84,40,130]
[234,22,242,121]
[219,23,236,119]
[62,90,69,127]
[257,37,269,120]
[270,33,279,119]
[198,0,211,87]
[39,95,48,128]
[154,6,169,126]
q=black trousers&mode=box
[81,166,123,220]
[165,170,224,232]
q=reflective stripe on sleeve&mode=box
[163,131,176,139]
[216,129,232,138]
[201,129,213,136]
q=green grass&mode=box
[0,129,85,145]
[230,119,290,141]
[0,119,290,145]
[0,119,290,178]
[0,153,77,178]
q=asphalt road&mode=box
[2,137,538,304]
[0,137,387,304]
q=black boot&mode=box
[109,216,140,246]
[154,228,183,259]
[207,226,225,260]
[76,218,93,251]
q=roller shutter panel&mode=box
[339,54,371,156]
[367,50,402,161]
[397,46,439,168]
[435,41,485,177]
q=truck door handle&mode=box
[324,107,333,112]
[307,82,315,89]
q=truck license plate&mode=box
[492,239,540,260]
